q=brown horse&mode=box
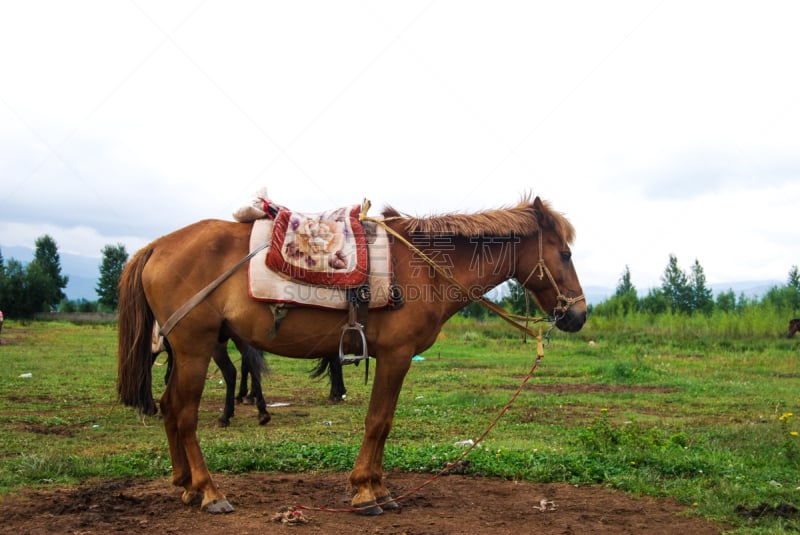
[117,195,586,514]
[788,318,800,338]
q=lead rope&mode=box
[295,327,548,514]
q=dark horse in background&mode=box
[153,330,348,427]
[117,195,586,515]
[214,346,349,426]
[224,349,348,422]
[211,338,272,426]
[788,318,800,338]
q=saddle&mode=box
[266,204,369,288]
[234,189,399,366]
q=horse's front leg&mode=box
[349,349,412,515]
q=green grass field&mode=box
[0,316,798,533]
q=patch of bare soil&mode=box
[0,472,727,534]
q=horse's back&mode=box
[155,219,250,249]
[142,219,253,324]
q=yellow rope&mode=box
[360,210,549,339]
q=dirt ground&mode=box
[0,471,727,535]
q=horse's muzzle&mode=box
[555,308,586,333]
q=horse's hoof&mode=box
[258,413,271,425]
[203,497,235,514]
[217,418,230,428]
[181,490,202,506]
[376,495,400,510]
[353,500,383,516]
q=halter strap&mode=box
[516,230,585,317]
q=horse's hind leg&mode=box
[247,356,270,425]
[233,339,271,425]
[236,357,250,404]
[328,356,347,403]
[161,340,233,513]
[212,342,237,427]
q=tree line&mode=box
[465,254,799,321]
[592,255,800,318]
[0,236,128,317]
[1,237,798,321]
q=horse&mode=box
[788,318,800,338]
[117,194,586,515]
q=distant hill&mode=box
[586,281,782,306]
[708,281,783,299]
[1,245,100,301]
[583,285,614,305]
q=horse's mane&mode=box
[382,193,575,243]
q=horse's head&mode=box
[515,197,586,332]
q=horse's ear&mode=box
[532,196,553,229]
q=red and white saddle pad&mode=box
[266,205,368,288]
[248,217,393,309]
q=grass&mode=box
[0,315,798,532]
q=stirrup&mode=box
[339,323,369,365]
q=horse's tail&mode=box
[117,246,158,416]
[241,344,268,377]
[311,357,347,402]
[310,357,331,380]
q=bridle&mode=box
[361,207,584,330]
[516,228,585,320]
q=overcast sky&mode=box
[1,1,798,292]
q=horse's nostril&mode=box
[557,310,586,332]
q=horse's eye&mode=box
[560,250,571,262]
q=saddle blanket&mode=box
[266,205,367,287]
[249,218,393,309]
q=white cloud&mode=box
[1,1,799,293]
[0,221,148,259]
